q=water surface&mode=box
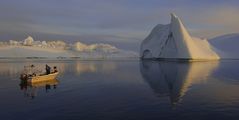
[0,60,239,120]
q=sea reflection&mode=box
[19,79,59,99]
[2,60,239,119]
[0,60,118,99]
[140,60,219,106]
[0,61,66,76]
[0,60,117,77]
[75,61,116,74]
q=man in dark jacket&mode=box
[45,64,51,74]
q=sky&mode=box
[0,0,239,51]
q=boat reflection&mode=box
[19,79,59,99]
[140,60,218,106]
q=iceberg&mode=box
[0,36,138,59]
[23,36,34,46]
[140,13,220,60]
[209,33,239,59]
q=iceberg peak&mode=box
[140,14,219,60]
[170,13,177,19]
[23,36,34,46]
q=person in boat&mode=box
[53,66,58,73]
[45,64,51,75]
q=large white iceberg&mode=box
[140,13,219,60]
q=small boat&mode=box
[30,79,59,87]
[20,64,59,83]
[29,72,59,83]
[20,78,59,88]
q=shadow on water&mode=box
[140,60,219,106]
[19,79,59,99]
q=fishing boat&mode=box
[21,72,59,83]
[29,79,59,87]
[29,72,59,83]
[20,64,59,83]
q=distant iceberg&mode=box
[0,36,138,59]
[140,13,220,60]
[209,33,239,59]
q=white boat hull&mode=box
[29,72,59,83]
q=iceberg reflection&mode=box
[140,60,218,106]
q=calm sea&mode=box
[0,60,239,120]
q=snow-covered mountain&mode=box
[140,13,219,60]
[0,36,138,59]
